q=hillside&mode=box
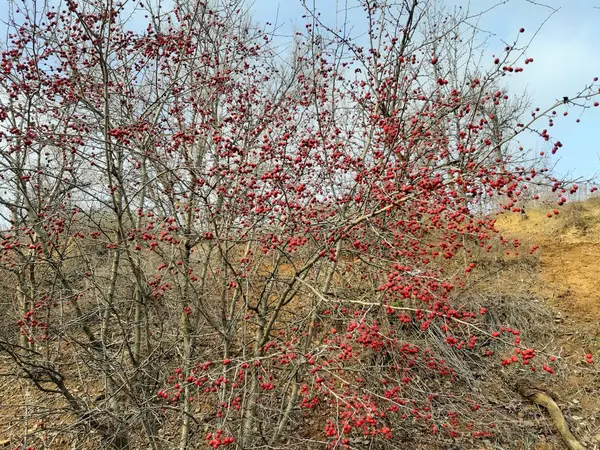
[0,200,599,449]
[496,197,600,323]
[491,198,600,449]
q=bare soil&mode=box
[495,199,600,449]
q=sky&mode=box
[250,0,600,181]
[0,0,598,180]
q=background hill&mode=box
[496,197,600,323]
[2,199,600,449]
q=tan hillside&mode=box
[2,200,600,449]
[496,197,600,323]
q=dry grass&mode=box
[2,198,600,448]
[490,197,600,449]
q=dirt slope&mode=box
[493,198,600,449]
[496,198,600,323]
[2,200,600,449]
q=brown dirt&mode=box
[3,200,600,448]
[490,199,600,449]
[496,199,600,323]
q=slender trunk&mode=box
[133,287,142,363]
[178,306,192,449]
[270,378,299,444]
[179,235,193,450]
[102,248,130,449]
[241,314,265,448]
[270,241,343,444]
[17,277,29,349]
[132,159,148,365]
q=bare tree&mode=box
[0,0,597,448]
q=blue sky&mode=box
[250,0,600,181]
[1,0,598,179]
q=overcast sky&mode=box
[250,0,600,181]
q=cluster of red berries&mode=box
[206,430,235,448]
